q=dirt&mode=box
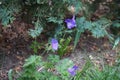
[0,48,31,80]
[70,49,117,71]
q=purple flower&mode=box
[51,38,58,50]
[65,15,76,29]
[68,65,78,76]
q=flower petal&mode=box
[65,16,76,29]
[68,65,78,76]
[72,65,78,70]
[68,68,76,76]
[51,38,58,50]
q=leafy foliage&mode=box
[1,0,120,80]
[45,54,60,69]
[17,55,74,80]
[74,17,111,49]
[30,40,41,54]
[8,69,13,80]
[1,0,119,50]
[18,55,43,80]
[23,55,42,67]
[17,55,120,80]
[112,19,120,28]
[113,36,120,49]
[110,18,120,49]
[47,54,60,64]
[29,20,43,38]
[91,18,111,38]
[58,37,72,56]
[74,57,120,80]
[55,58,74,80]
[0,0,21,26]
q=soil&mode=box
[0,21,119,80]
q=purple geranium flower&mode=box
[51,38,58,50]
[65,15,76,29]
[68,65,78,76]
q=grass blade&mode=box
[8,69,13,80]
[73,30,81,50]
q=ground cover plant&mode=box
[0,0,120,80]
[74,55,120,80]
[9,53,120,80]
[17,55,75,80]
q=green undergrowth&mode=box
[74,56,120,80]
[8,53,120,80]
[17,55,74,80]
[1,0,120,50]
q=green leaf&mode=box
[47,54,60,64]
[73,17,87,49]
[55,58,74,79]
[74,1,83,14]
[58,37,72,56]
[30,40,41,54]
[112,20,120,28]
[91,23,107,38]
[23,55,42,67]
[37,0,40,4]
[91,18,111,38]
[8,69,13,80]
[0,0,21,26]
[113,37,120,49]
[47,17,63,24]
[29,20,43,38]
[73,30,81,50]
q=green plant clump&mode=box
[17,55,75,80]
[74,58,120,80]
